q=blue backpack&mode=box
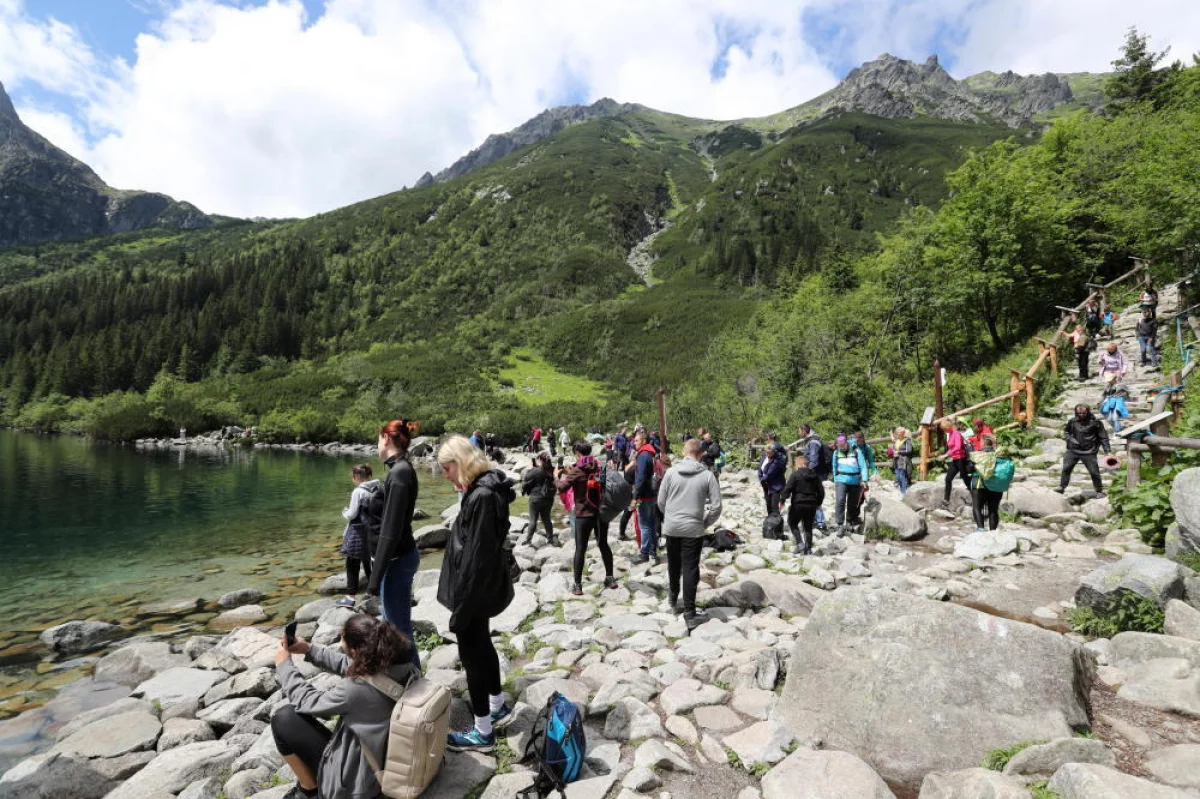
[520,692,585,797]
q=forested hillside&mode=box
[0,34,1196,444]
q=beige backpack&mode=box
[357,672,451,799]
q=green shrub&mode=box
[1069,591,1164,638]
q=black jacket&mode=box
[1065,414,1110,455]
[367,455,418,594]
[437,470,515,631]
[521,466,555,504]
[1136,319,1157,340]
[779,467,825,508]
[700,439,721,468]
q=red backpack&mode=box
[582,471,603,514]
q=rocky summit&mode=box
[0,80,214,248]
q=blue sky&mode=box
[3,0,1197,218]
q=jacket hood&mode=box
[674,458,708,476]
[474,469,516,503]
[360,479,383,490]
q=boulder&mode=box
[657,678,727,716]
[603,697,664,741]
[54,698,156,741]
[1145,743,1200,791]
[157,717,216,751]
[178,777,223,799]
[722,721,795,769]
[213,627,279,669]
[197,697,264,732]
[1107,631,1200,717]
[1075,555,1191,610]
[700,571,827,616]
[491,586,538,634]
[103,741,238,799]
[520,678,589,711]
[183,635,219,660]
[420,751,495,799]
[94,642,189,687]
[954,531,1018,560]
[53,711,161,759]
[218,589,263,609]
[318,574,350,595]
[133,667,225,708]
[1166,525,1195,559]
[294,598,336,623]
[38,620,122,655]
[903,481,971,514]
[1170,468,1200,553]
[414,524,450,550]
[918,768,1028,798]
[209,605,268,631]
[0,753,116,799]
[1047,762,1194,798]
[136,599,203,618]
[864,495,927,541]
[633,739,693,773]
[762,749,894,799]
[1002,737,1114,778]
[1003,486,1071,518]
[203,667,278,705]
[1165,599,1200,642]
[772,587,1094,791]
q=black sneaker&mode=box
[684,612,711,633]
[571,583,583,596]
[668,595,682,614]
[603,576,619,590]
[1053,486,1065,494]
[650,554,660,567]
[631,553,649,565]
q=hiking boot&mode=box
[684,611,711,633]
[549,536,561,547]
[603,576,619,590]
[650,555,660,567]
[571,583,583,596]
[1052,486,1066,494]
[446,728,496,753]
[631,553,649,565]
[793,544,805,555]
[490,703,515,729]
[668,594,682,614]
[1095,491,1106,498]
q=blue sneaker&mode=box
[490,703,514,729]
[446,728,495,753]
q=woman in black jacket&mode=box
[521,452,559,546]
[367,419,421,670]
[436,435,516,753]
[778,453,825,556]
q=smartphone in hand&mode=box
[284,621,298,647]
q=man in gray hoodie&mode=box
[657,438,723,632]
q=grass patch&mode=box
[1030,780,1064,799]
[749,761,772,779]
[981,740,1042,771]
[495,738,517,774]
[415,630,449,653]
[865,524,900,541]
[1068,592,1165,638]
[497,347,611,406]
[1172,552,1200,573]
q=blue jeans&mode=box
[380,546,422,670]
[638,501,659,557]
[896,468,911,495]
[1138,336,1158,367]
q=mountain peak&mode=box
[0,81,17,121]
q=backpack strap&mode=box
[352,671,417,784]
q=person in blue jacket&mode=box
[832,434,868,534]
[757,435,788,516]
[1100,379,1130,434]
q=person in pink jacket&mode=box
[940,418,972,505]
[1098,342,1127,382]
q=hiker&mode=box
[531,426,542,453]
[1069,323,1092,381]
[368,420,421,669]
[1137,310,1159,368]
[1098,341,1128,383]
[1055,404,1111,496]
[613,428,629,469]
[1100,380,1131,434]
[940,418,972,505]
[630,428,661,565]
[832,435,868,533]
[1084,299,1103,338]
[968,434,1012,532]
[967,418,994,452]
[889,427,914,496]
[548,427,557,457]
[337,464,381,609]
[556,442,617,595]
[558,426,571,456]
[469,430,484,450]
[1101,308,1118,339]
[649,429,663,453]
[853,432,877,477]
[657,438,723,631]
[799,425,827,479]
[779,452,824,555]
[272,614,417,799]
[520,452,559,546]
[757,435,787,517]
[700,431,723,474]
[1141,282,1159,319]
[436,436,516,752]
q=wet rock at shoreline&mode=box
[132,668,225,709]
[39,621,122,656]
[209,605,268,632]
[53,710,162,759]
[94,642,190,687]
[218,590,263,610]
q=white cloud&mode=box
[1,0,1199,218]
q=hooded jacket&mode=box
[802,434,826,477]
[633,444,659,500]
[555,455,600,517]
[779,467,825,508]
[367,455,418,595]
[757,446,787,493]
[1065,413,1111,455]
[656,457,723,539]
[342,479,384,522]
[437,469,515,631]
[833,445,868,485]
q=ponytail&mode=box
[343,614,413,677]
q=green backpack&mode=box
[984,459,1015,493]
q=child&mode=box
[1100,379,1131,434]
[1100,309,1117,339]
[338,464,382,608]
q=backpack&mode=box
[651,455,666,492]
[707,527,741,552]
[356,672,452,799]
[984,458,1015,493]
[519,692,586,799]
[814,442,832,476]
[598,467,633,525]
[762,513,784,540]
[362,482,386,550]
[582,470,604,515]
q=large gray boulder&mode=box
[1002,737,1114,778]
[94,642,189,687]
[218,589,263,609]
[1165,599,1200,642]
[1047,762,1194,798]
[761,749,894,799]
[212,627,278,670]
[1075,555,1192,610]
[39,620,122,656]
[1002,486,1071,519]
[54,711,161,759]
[772,587,1095,790]
[954,531,1018,560]
[918,768,1029,798]
[903,481,971,514]
[1107,632,1200,716]
[0,753,117,799]
[103,741,238,799]
[864,495,927,541]
[1170,468,1200,553]
[133,667,225,708]
[1145,744,1200,791]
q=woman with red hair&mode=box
[367,419,422,670]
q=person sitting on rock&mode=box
[272,614,416,799]
[779,452,824,555]
[1055,404,1110,496]
[657,438,723,631]
[1097,341,1128,383]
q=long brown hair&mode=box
[342,614,412,678]
[380,419,419,455]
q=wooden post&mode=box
[1126,440,1141,489]
[1009,369,1023,423]
[1024,374,1036,428]
[656,387,668,451]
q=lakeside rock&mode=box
[39,621,122,656]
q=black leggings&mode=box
[271,705,331,777]
[787,504,817,550]
[972,488,1003,530]
[618,508,632,538]
[573,515,613,586]
[762,485,781,516]
[944,457,972,502]
[346,557,371,594]
[456,615,501,719]
[526,499,554,540]
[1076,347,1089,380]
[666,536,704,615]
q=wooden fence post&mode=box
[1126,440,1141,489]
[1170,371,1184,424]
[1024,374,1036,428]
[1009,369,1023,423]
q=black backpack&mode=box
[762,514,784,540]
[707,527,741,551]
[598,466,633,525]
[361,482,385,553]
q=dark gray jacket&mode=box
[277,645,416,799]
[656,458,722,539]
